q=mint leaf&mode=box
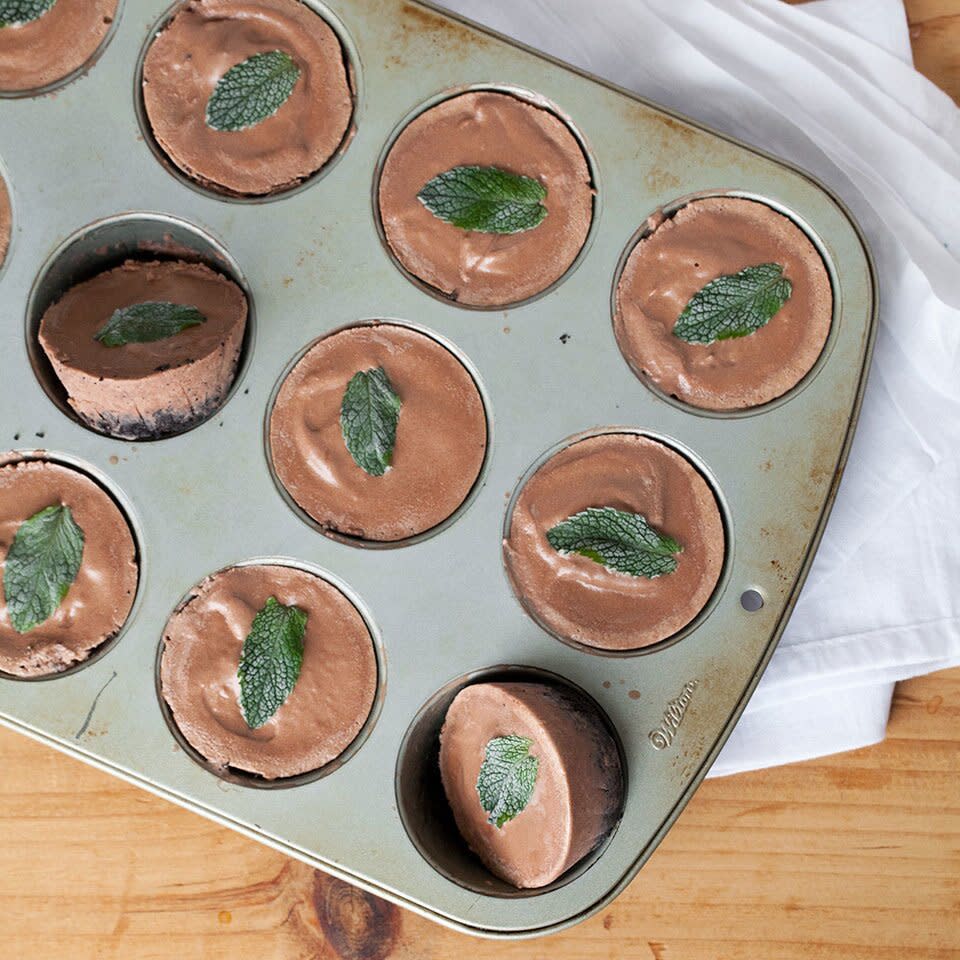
[476,735,539,829]
[417,165,547,234]
[3,504,84,634]
[238,597,307,729]
[546,506,681,579]
[673,263,792,344]
[340,367,401,477]
[206,50,300,132]
[94,301,206,347]
[0,0,56,27]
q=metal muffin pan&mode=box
[0,0,876,939]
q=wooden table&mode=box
[3,3,959,958]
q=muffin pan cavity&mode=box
[395,664,626,898]
[503,429,731,656]
[0,450,142,681]
[0,0,122,98]
[611,190,840,418]
[25,212,255,441]
[156,557,384,788]
[135,0,359,201]
[0,0,875,940]
[265,319,492,548]
[375,84,598,309]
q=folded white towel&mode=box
[439,0,960,775]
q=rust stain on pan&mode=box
[392,3,492,59]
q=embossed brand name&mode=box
[648,679,698,750]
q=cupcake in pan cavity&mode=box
[0,458,138,678]
[160,563,378,781]
[141,0,354,197]
[269,322,488,544]
[504,432,725,652]
[0,173,10,270]
[0,0,118,94]
[614,196,833,412]
[38,259,248,441]
[439,681,624,889]
[377,89,594,308]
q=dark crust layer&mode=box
[75,388,231,440]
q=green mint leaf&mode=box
[476,735,539,829]
[238,597,307,729]
[417,165,547,234]
[3,504,84,634]
[94,301,206,347]
[673,262,793,344]
[546,506,682,579]
[206,50,300,132]
[0,0,56,27]
[340,367,401,478]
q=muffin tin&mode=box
[0,0,876,939]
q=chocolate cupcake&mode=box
[0,0,117,93]
[160,563,377,780]
[504,433,724,651]
[614,196,832,411]
[269,322,487,542]
[0,459,137,677]
[38,259,247,440]
[378,90,593,307]
[142,0,353,196]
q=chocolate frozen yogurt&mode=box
[142,0,353,196]
[161,563,377,780]
[378,90,593,307]
[0,0,118,93]
[269,322,487,542]
[504,433,725,651]
[439,681,623,889]
[0,459,138,677]
[38,258,248,440]
[614,196,832,411]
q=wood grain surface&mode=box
[2,668,957,959]
[2,2,959,958]
[904,0,960,100]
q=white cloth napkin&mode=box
[439,0,960,775]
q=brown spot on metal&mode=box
[644,168,681,194]
[399,3,490,47]
[503,325,511,334]
[602,680,611,689]
[109,455,119,465]
[628,689,641,700]
[312,873,400,960]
